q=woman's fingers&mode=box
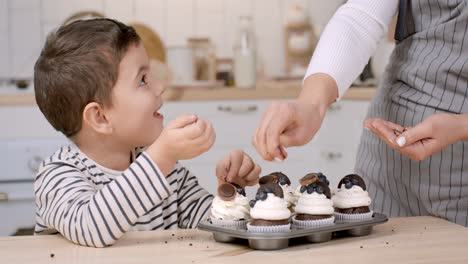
[396,120,433,147]
[369,119,398,146]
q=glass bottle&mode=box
[233,16,257,89]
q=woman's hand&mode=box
[215,149,261,187]
[364,113,468,161]
[252,73,338,161]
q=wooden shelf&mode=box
[0,81,376,106]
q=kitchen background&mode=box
[0,0,395,236]
[0,0,347,80]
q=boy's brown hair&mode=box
[34,18,140,137]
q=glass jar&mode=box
[187,38,217,81]
[233,16,257,89]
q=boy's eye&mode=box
[139,75,147,86]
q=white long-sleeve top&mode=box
[305,0,399,98]
[34,144,213,248]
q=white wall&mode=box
[0,0,344,80]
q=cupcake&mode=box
[259,172,296,211]
[247,182,291,232]
[210,183,250,229]
[332,174,373,222]
[292,174,335,228]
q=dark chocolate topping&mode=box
[257,182,284,199]
[299,173,319,186]
[259,175,278,185]
[337,174,367,191]
[217,183,237,201]
[231,182,246,196]
[270,172,291,186]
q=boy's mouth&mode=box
[153,111,163,119]
[153,105,164,119]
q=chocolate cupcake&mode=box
[247,182,291,232]
[292,174,335,229]
[332,174,373,222]
[210,183,250,229]
[259,172,296,212]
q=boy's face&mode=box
[105,42,165,149]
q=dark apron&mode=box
[355,0,468,226]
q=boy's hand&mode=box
[148,114,216,175]
[216,149,261,187]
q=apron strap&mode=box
[395,0,416,42]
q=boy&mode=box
[33,18,261,248]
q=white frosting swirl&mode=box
[295,192,334,215]
[250,193,291,220]
[332,185,371,209]
[280,184,297,207]
[210,194,251,221]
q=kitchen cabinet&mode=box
[9,2,42,79]
[0,0,9,78]
[162,99,370,196]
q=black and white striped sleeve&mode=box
[175,166,213,228]
[34,152,172,248]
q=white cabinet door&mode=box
[0,105,63,139]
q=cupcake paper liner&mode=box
[334,211,374,223]
[292,215,335,229]
[246,222,291,233]
[209,217,248,229]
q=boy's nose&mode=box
[152,81,166,96]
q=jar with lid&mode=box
[233,16,257,89]
[187,38,217,81]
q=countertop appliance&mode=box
[0,138,67,236]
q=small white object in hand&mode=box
[397,137,406,147]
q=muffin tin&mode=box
[198,213,388,250]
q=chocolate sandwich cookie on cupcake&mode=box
[292,173,335,228]
[259,172,296,212]
[332,174,373,222]
[293,172,332,200]
[210,183,251,229]
[247,182,291,232]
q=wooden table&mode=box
[1,216,466,264]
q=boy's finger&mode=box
[167,114,198,129]
[244,164,261,186]
[237,154,254,178]
[184,119,208,139]
[226,151,243,182]
[215,157,230,182]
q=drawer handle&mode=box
[217,105,258,114]
[0,192,8,202]
[321,151,343,160]
[328,104,342,112]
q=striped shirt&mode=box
[34,144,213,247]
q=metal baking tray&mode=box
[198,213,388,250]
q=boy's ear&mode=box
[82,102,113,135]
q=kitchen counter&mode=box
[0,81,376,106]
[0,216,467,264]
